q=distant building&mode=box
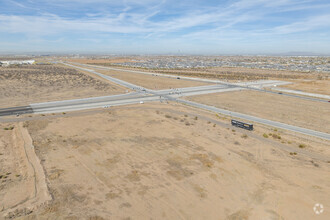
[0,60,35,66]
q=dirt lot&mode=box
[88,68,211,90]
[0,123,32,212]
[0,65,126,108]
[67,58,136,64]
[281,79,330,95]
[187,90,330,133]
[1,103,329,219]
[0,122,51,218]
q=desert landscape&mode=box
[82,68,211,90]
[2,0,330,218]
[0,56,329,220]
[1,103,329,219]
[281,79,330,95]
[0,64,126,108]
[71,56,330,96]
[186,90,330,133]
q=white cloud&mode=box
[1,0,328,37]
[272,14,330,34]
[1,0,329,53]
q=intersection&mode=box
[1,62,329,140]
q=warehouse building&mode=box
[0,60,35,66]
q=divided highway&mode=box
[1,62,329,140]
[0,85,240,115]
[70,62,329,103]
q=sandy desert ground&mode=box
[61,63,210,90]
[0,123,33,212]
[281,79,330,95]
[0,103,329,219]
[0,65,126,108]
[67,58,136,64]
[91,69,210,90]
[1,59,329,219]
[187,90,330,133]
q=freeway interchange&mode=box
[0,62,329,141]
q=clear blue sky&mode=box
[0,0,330,54]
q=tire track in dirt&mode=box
[2,123,52,218]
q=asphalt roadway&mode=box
[0,106,33,116]
[177,99,330,140]
[71,62,329,103]
[0,62,329,140]
[0,85,241,115]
